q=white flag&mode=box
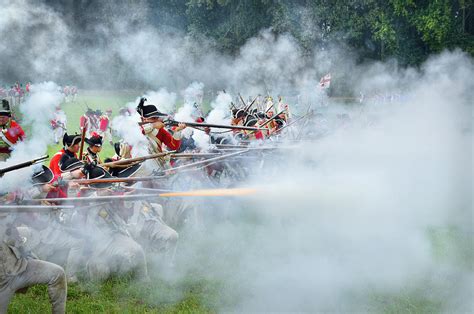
[319,73,331,89]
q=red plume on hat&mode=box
[85,132,103,147]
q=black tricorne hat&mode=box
[136,97,167,118]
[0,99,11,117]
[62,133,82,148]
[60,157,84,173]
[85,133,103,147]
[31,165,54,185]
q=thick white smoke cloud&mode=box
[0,0,330,102]
[207,91,232,126]
[169,51,473,312]
[142,89,177,114]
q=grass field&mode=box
[7,91,472,313]
[44,90,140,159]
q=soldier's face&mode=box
[91,146,102,153]
[70,144,80,153]
[0,116,9,125]
[143,117,162,124]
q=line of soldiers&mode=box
[79,108,112,144]
[0,95,301,312]
[0,99,189,312]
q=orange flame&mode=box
[159,188,257,197]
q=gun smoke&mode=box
[0,0,472,312]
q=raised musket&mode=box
[0,155,49,177]
[238,93,247,107]
[243,95,258,113]
[78,124,87,160]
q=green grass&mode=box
[9,277,216,313]
[45,90,139,160]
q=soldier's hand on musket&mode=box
[71,168,85,179]
[152,120,165,129]
[41,183,56,193]
[176,123,187,131]
[68,181,80,189]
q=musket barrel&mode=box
[29,193,160,203]
[68,175,169,185]
[138,121,261,131]
[0,205,74,212]
[100,151,174,168]
[166,149,250,172]
[0,155,49,176]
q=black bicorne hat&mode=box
[0,99,11,117]
[83,164,113,188]
[31,165,54,185]
[136,97,167,118]
[112,163,142,185]
[245,118,258,127]
[62,133,82,148]
[235,109,246,119]
[85,133,103,147]
[274,118,285,127]
[231,108,238,118]
[60,157,84,173]
[255,111,266,119]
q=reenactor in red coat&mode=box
[0,99,25,161]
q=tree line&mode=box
[182,0,473,65]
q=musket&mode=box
[271,110,313,135]
[100,151,176,168]
[121,186,176,193]
[28,193,161,204]
[138,120,261,131]
[215,143,249,148]
[0,155,49,177]
[68,175,169,185]
[0,205,74,212]
[243,95,258,113]
[78,124,87,160]
[265,103,275,114]
[238,93,247,107]
[165,149,250,173]
[170,152,222,158]
[260,109,287,128]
